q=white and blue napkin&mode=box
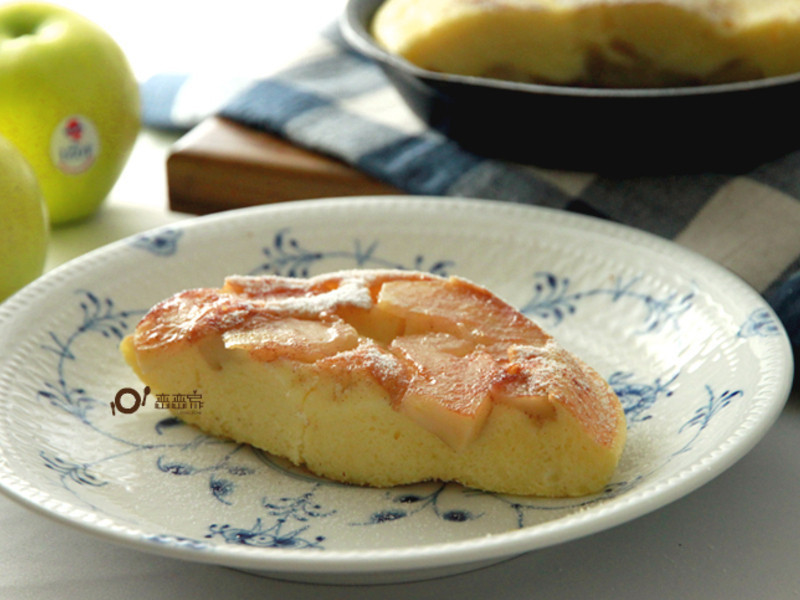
[140,26,800,355]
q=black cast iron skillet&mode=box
[340,0,800,173]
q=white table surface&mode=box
[2,2,798,598]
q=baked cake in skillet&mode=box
[371,0,800,87]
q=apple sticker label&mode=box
[50,115,100,175]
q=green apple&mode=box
[0,133,48,301]
[0,2,140,225]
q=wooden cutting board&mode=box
[166,116,401,215]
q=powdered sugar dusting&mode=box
[507,339,622,447]
[356,340,407,380]
[317,339,411,406]
[225,272,374,314]
[281,277,374,315]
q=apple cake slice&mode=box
[121,269,626,497]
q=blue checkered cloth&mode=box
[141,27,800,355]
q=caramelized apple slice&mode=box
[378,276,550,345]
[133,289,260,351]
[224,274,312,298]
[334,303,406,346]
[318,339,411,405]
[390,333,501,450]
[223,316,360,363]
[496,342,621,447]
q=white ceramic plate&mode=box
[0,197,792,584]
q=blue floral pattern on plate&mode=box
[131,227,183,257]
[34,231,744,547]
[0,197,791,583]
